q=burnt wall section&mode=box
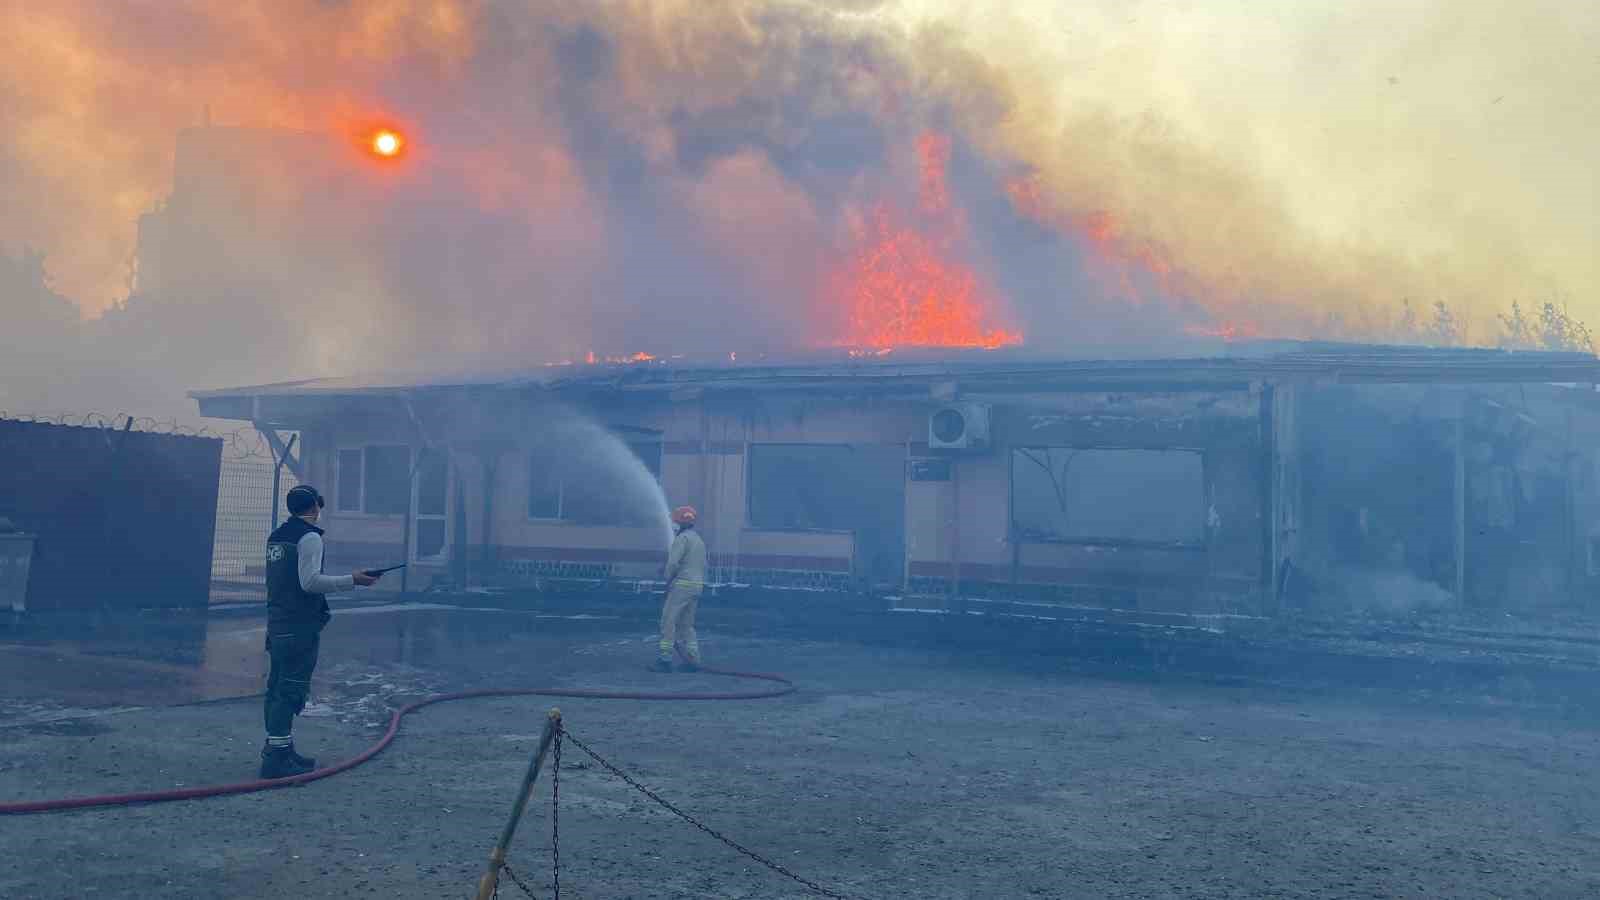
[1286,383,1600,616]
[1463,386,1596,612]
[1290,385,1460,616]
[943,390,1265,616]
[267,378,1600,623]
[0,419,222,610]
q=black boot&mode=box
[288,745,317,770]
[259,744,315,780]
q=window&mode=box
[1011,448,1205,545]
[414,449,448,558]
[336,450,363,512]
[748,444,890,532]
[362,446,411,516]
[746,443,907,585]
[528,441,662,526]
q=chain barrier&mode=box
[551,730,563,899]
[497,862,539,899]
[0,410,281,462]
[558,729,859,900]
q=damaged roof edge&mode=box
[190,346,1600,421]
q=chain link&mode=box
[499,861,539,899]
[561,731,858,900]
[551,728,563,900]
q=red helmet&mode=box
[671,506,697,525]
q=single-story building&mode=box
[191,342,1600,624]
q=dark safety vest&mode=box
[266,517,332,631]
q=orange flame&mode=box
[574,350,657,365]
[1008,174,1261,339]
[1184,321,1262,342]
[829,132,1022,351]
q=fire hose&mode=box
[0,666,794,815]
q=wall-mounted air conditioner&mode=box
[928,403,991,451]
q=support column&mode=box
[1454,394,1467,607]
[1258,383,1275,611]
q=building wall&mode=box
[297,385,1269,615]
[1278,382,1600,617]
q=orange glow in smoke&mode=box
[829,132,1022,351]
[1184,321,1262,342]
[1006,176,1191,297]
[1007,173,1265,339]
[573,350,657,366]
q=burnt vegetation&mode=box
[1387,296,1595,353]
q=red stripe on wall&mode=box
[661,441,745,455]
[496,546,665,564]
[907,560,1250,590]
[728,554,851,572]
[492,545,851,572]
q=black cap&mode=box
[286,485,326,516]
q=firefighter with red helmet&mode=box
[653,505,707,672]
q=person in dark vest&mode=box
[260,484,383,779]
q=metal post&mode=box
[1454,397,1467,606]
[475,708,563,900]
[1260,383,1277,610]
[481,454,498,586]
[948,458,962,613]
[270,433,298,532]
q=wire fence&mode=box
[0,410,295,605]
[212,459,298,604]
[0,410,278,462]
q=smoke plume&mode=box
[1,0,1595,418]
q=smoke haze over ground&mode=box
[2,0,1595,417]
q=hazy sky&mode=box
[907,0,1598,338]
[2,0,1594,359]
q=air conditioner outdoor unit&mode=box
[928,403,991,451]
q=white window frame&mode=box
[411,448,450,563]
[526,441,663,525]
[334,444,412,519]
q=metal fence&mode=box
[0,412,224,610]
[0,411,302,606]
[212,458,298,604]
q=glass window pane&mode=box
[336,450,362,512]
[748,445,859,531]
[1011,448,1205,544]
[415,519,446,559]
[630,442,662,480]
[528,449,562,519]
[363,446,411,515]
[417,449,447,516]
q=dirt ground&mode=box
[3,606,1600,899]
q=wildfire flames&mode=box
[828,133,1023,351]
[1006,175,1264,342]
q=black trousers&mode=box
[263,629,321,737]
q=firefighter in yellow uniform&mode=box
[653,506,707,672]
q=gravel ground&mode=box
[3,609,1600,899]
